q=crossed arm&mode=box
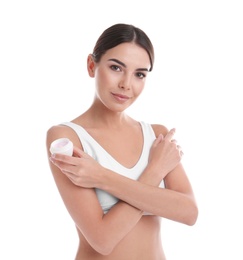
[47,126,198,255]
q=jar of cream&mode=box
[50,138,73,156]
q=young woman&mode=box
[46,23,198,260]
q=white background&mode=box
[1,0,243,259]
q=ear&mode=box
[87,54,95,77]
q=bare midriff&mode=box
[75,215,166,260]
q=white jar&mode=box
[50,138,73,156]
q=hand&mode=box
[50,146,103,188]
[147,128,183,180]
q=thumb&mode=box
[73,146,86,158]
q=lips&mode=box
[111,92,130,101]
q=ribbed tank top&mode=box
[61,121,164,214]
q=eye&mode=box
[136,72,146,79]
[110,65,121,72]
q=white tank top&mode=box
[61,121,164,214]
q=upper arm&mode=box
[46,125,105,243]
[164,163,195,200]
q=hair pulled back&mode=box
[92,23,154,71]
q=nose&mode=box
[118,74,132,90]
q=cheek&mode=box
[133,81,145,96]
[96,68,114,86]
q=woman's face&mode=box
[89,42,151,112]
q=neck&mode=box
[84,102,130,129]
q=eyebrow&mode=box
[108,58,149,72]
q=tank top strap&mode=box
[60,121,98,157]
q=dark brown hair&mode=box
[92,23,154,71]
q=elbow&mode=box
[91,236,115,256]
[94,245,114,256]
[184,202,199,226]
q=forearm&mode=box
[94,166,160,251]
[98,167,196,225]
[101,200,143,248]
[81,177,161,254]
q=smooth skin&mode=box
[47,42,198,259]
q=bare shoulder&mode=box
[47,124,72,143]
[151,123,169,137]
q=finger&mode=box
[50,153,78,166]
[164,128,176,141]
[171,139,177,144]
[176,145,184,156]
[49,156,67,169]
[153,134,164,146]
[73,146,84,157]
[50,153,69,162]
[73,146,90,158]
[51,156,78,173]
